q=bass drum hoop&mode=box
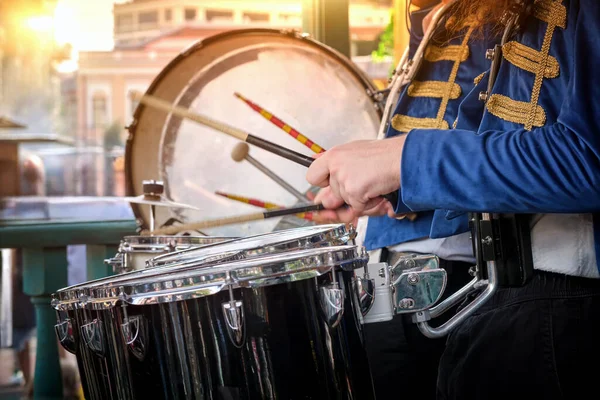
[125,28,382,230]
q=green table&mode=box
[0,197,137,400]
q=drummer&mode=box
[308,0,600,398]
[312,0,498,398]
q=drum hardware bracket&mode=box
[120,303,148,360]
[81,319,105,356]
[354,269,375,317]
[54,316,77,354]
[413,213,499,339]
[222,279,246,348]
[319,267,345,328]
[367,88,391,103]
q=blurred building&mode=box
[64,0,393,196]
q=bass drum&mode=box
[127,29,382,237]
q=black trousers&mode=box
[437,270,600,400]
[363,260,473,400]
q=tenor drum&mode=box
[105,235,233,274]
[79,246,373,399]
[148,223,355,269]
[127,29,382,236]
[53,224,372,399]
[53,250,240,400]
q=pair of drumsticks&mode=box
[130,90,416,235]
[217,93,322,220]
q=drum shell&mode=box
[114,235,234,273]
[83,269,374,399]
[124,250,166,271]
[56,308,120,400]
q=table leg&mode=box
[22,247,67,400]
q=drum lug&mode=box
[222,285,245,348]
[54,316,77,354]
[389,254,447,313]
[353,275,375,317]
[81,319,105,356]
[104,253,125,274]
[319,269,345,328]
[121,314,148,361]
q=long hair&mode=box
[445,0,534,35]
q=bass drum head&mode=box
[127,29,381,236]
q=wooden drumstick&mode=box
[143,203,325,236]
[215,191,315,221]
[231,142,307,202]
[234,92,326,154]
[129,90,417,221]
[129,90,314,167]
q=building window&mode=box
[138,11,158,25]
[206,9,234,22]
[243,12,269,23]
[115,13,133,32]
[165,9,172,21]
[184,8,197,21]
[92,93,107,131]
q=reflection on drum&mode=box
[53,225,376,399]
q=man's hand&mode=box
[306,136,406,215]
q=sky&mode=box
[55,0,126,52]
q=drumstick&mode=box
[231,142,307,201]
[234,92,326,154]
[215,191,315,221]
[215,191,282,209]
[129,91,415,218]
[129,90,314,167]
[143,203,325,235]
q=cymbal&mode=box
[123,195,200,210]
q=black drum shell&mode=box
[75,269,375,399]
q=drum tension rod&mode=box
[367,88,391,102]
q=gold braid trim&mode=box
[534,0,567,29]
[436,27,474,124]
[391,26,474,132]
[425,45,470,63]
[407,81,462,99]
[526,0,565,130]
[391,114,449,133]
[474,72,486,86]
[486,94,546,127]
[487,0,564,130]
[502,41,560,78]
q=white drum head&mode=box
[127,29,381,236]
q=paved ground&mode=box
[0,338,81,399]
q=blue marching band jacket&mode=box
[367,0,600,278]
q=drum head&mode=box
[127,29,381,236]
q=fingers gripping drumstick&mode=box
[129,90,415,219]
